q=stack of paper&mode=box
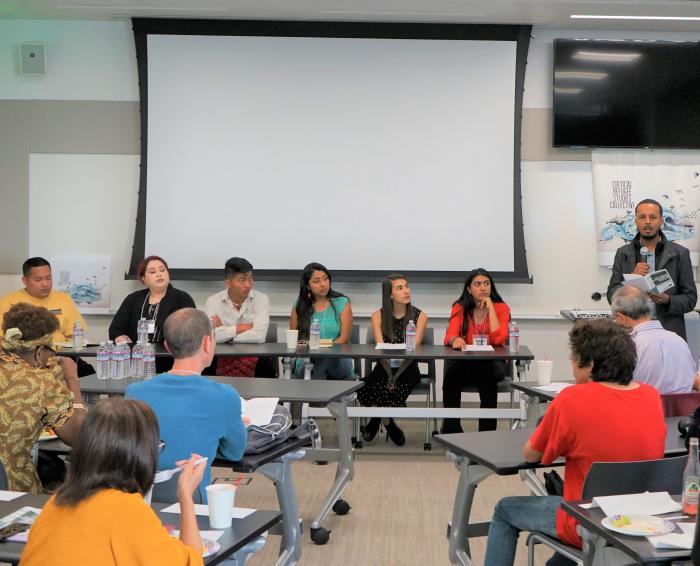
[591,492,681,517]
[535,382,573,393]
[375,343,406,350]
[161,502,256,519]
[648,522,695,549]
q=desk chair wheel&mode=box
[424,442,432,451]
[431,429,439,437]
[310,526,330,545]
[332,499,351,515]
[353,439,363,449]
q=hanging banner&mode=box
[592,149,700,267]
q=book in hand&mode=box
[623,269,674,294]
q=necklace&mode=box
[168,369,199,375]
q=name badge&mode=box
[147,320,156,334]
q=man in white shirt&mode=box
[204,257,275,377]
[611,286,695,394]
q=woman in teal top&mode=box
[290,262,354,379]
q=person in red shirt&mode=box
[483,318,666,566]
[442,268,511,432]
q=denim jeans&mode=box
[292,357,354,380]
[484,495,567,566]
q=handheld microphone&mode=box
[640,246,650,263]
[640,246,655,272]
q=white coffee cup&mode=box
[206,484,236,529]
[286,329,299,349]
[536,360,554,386]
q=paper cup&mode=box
[536,360,554,386]
[206,484,236,529]
[286,329,299,349]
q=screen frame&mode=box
[131,18,532,283]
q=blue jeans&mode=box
[484,495,565,566]
[293,357,354,380]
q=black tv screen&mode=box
[553,39,700,149]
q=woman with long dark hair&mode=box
[289,262,354,379]
[21,397,206,565]
[442,268,510,432]
[358,274,428,446]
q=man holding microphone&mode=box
[607,198,696,340]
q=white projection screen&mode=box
[132,20,531,282]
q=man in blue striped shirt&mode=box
[611,286,695,394]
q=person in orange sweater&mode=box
[21,397,206,566]
[442,268,511,432]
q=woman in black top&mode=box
[357,274,428,446]
[109,256,195,372]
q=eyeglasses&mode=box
[158,440,166,453]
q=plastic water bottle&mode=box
[405,320,416,352]
[143,343,156,379]
[121,342,131,379]
[106,341,118,379]
[508,321,520,353]
[137,318,149,344]
[130,342,144,379]
[683,437,700,515]
[309,319,321,350]
[112,342,125,380]
[72,320,84,351]
[96,342,109,380]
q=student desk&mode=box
[433,417,686,566]
[78,374,363,546]
[510,380,574,427]
[0,492,281,565]
[562,495,691,565]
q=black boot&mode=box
[362,417,381,442]
[385,418,406,446]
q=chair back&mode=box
[582,455,687,499]
[151,474,204,504]
[265,322,278,343]
[660,392,700,418]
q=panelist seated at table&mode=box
[204,256,275,378]
[442,268,510,433]
[0,257,93,376]
[0,303,86,493]
[290,262,355,380]
[109,255,195,373]
[21,397,207,566]
[126,308,247,502]
[611,286,695,394]
[483,319,666,566]
[358,274,428,446]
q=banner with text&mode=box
[592,149,700,267]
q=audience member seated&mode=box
[0,257,93,376]
[0,303,85,492]
[483,319,666,566]
[290,262,354,379]
[204,256,275,377]
[21,397,206,565]
[442,268,510,432]
[358,274,428,446]
[110,255,195,373]
[612,286,695,394]
[126,308,247,501]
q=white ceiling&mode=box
[3,0,700,32]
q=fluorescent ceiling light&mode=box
[572,14,700,21]
[573,50,641,62]
[555,71,608,80]
[554,87,583,94]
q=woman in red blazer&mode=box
[443,268,510,432]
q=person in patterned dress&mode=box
[0,303,85,492]
[358,274,428,446]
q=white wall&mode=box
[2,19,699,389]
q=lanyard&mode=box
[471,311,488,340]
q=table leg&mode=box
[281,357,292,380]
[447,456,493,566]
[521,393,540,429]
[519,469,548,496]
[308,396,355,544]
[256,449,305,566]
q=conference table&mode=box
[433,416,687,566]
[77,372,363,546]
[0,492,281,565]
[562,495,692,565]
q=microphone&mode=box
[640,246,655,271]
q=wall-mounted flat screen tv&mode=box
[553,38,700,149]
